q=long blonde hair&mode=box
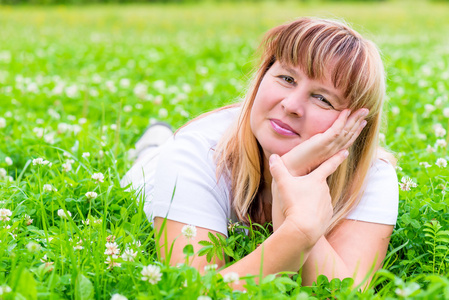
[214,17,387,232]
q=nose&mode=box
[281,93,305,118]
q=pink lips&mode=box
[270,119,298,136]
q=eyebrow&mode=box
[280,64,345,107]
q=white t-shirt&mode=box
[139,107,398,237]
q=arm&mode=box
[301,220,393,288]
[154,151,349,289]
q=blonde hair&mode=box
[214,17,387,232]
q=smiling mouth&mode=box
[269,119,298,136]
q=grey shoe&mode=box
[134,122,173,158]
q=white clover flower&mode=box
[121,248,137,262]
[41,255,55,271]
[197,296,212,300]
[91,172,104,183]
[119,78,130,88]
[82,152,90,158]
[0,285,12,295]
[74,240,84,250]
[228,220,240,232]
[105,256,121,269]
[134,83,148,99]
[78,117,87,125]
[57,208,71,219]
[424,104,435,114]
[44,132,56,144]
[24,214,33,225]
[26,241,41,252]
[5,157,12,166]
[391,106,400,115]
[0,208,12,221]
[158,108,168,118]
[62,161,72,172]
[181,224,197,240]
[104,242,120,256]
[32,158,50,166]
[443,108,449,118]
[223,272,240,284]
[0,168,6,179]
[435,126,447,138]
[85,191,98,200]
[58,122,70,133]
[204,264,218,272]
[399,177,417,191]
[419,162,432,168]
[33,127,44,138]
[436,139,447,148]
[436,158,448,168]
[141,265,162,284]
[0,117,6,128]
[111,294,128,300]
[123,105,132,113]
[43,184,57,192]
[426,145,436,153]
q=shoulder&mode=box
[376,147,397,167]
[346,159,399,225]
[175,106,240,143]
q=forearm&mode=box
[301,235,383,288]
[301,236,353,285]
[219,219,317,288]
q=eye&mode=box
[312,94,335,109]
[277,75,296,85]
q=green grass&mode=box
[1,1,449,299]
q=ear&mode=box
[377,147,397,167]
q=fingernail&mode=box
[343,150,349,158]
[269,154,279,166]
[362,109,369,117]
[347,110,351,117]
[361,120,367,127]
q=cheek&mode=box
[309,111,340,135]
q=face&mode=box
[250,61,348,160]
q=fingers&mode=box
[269,154,290,183]
[343,108,369,137]
[327,109,351,134]
[325,108,368,149]
[311,150,349,180]
[342,118,367,149]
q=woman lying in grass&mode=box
[122,17,398,288]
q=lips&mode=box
[270,119,298,136]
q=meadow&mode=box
[1,1,449,298]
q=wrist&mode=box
[279,217,323,249]
[281,153,309,177]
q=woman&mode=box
[122,17,398,288]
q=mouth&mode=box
[269,119,298,136]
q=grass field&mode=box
[1,1,449,299]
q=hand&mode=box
[282,108,368,176]
[270,150,349,243]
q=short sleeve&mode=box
[148,131,231,236]
[346,159,399,225]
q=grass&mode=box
[1,1,449,298]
